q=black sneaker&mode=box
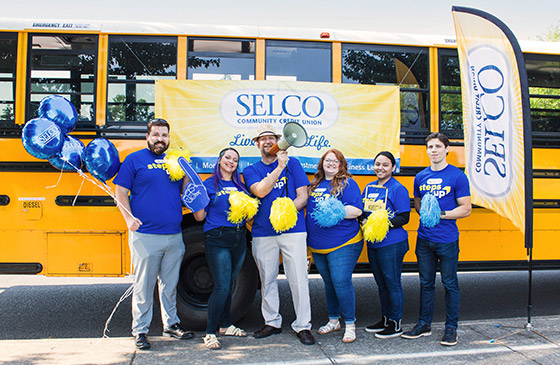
[401,323,432,339]
[365,316,387,333]
[441,326,458,346]
[375,319,403,339]
[163,323,194,340]
[135,333,151,350]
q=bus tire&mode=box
[176,224,259,331]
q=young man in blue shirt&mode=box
[402,132,471,346]
[243,124,315,346]
[114,119,194,350]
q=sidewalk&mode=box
[2,316,559,364]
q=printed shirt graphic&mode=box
[243,158,308,237]
[306,178,363,251]
[113,148,183,234]
[413,165,470,243]
[202,178,243,232]
[363,177,410,248]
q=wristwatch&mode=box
[441,210,446,217]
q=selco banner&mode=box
[155,80,401,175]
[452,7,530,235]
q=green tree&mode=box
[537,22,560,42]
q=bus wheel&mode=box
[176,224,259,331]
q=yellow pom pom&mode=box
[164,147,192,181]
[269,197,298,233]
[362,209,390,243]
[228,191,260,224]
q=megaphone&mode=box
[269,122,308,156]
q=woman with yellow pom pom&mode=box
[307,149,364,343]
[362,151,410,339]
[193,147,252,350]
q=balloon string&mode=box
[62,159,136,219]
[46,162,65,189]
[72,176,85,207]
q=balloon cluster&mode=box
[21,95,120,182]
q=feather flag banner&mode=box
[452,6,531,238]
[269,197,298,233]
[228,191,260,224]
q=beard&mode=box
[148,140,169,155]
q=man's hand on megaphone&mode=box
[277,150,289,169]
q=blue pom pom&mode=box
[311,197,346,228]
[419,193,441,228]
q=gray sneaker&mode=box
[401,323,432,339]
[441,326,458,346]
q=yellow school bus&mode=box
[0,19,559,329]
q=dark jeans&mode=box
[312,241,363,324]
[367,239,409,321]
[204,226,247,334]
[415,237,460,329]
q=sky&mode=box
[2,0,560,41]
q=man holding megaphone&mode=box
[243,123,315,346]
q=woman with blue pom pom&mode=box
[402,132,471,347]
[306,149,364,343]
[361,151,410,339]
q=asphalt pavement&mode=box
[1,273,559,364]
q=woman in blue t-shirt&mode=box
[193,148,249,350]
[306,149,364,343]
[362,151,410,339]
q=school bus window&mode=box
[187,38,255,80]
[266,40,331,82]
[341,44,429,132]
[439,49,463,139]
[107,36,177,123]
[525,54,560,147]
[27,34,97,128]
[0,33,17,123]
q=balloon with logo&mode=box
[49,135,86,171]
[84,138,121,182]
[38,95,78,133]
[21,117,64,160]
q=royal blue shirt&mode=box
[202,178,245,232]
[362,177,410,248]
[113,148,183,234]
[243,158,308,237]
[413,164,470,243]
[306,178,363,251]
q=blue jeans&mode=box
[415,237,460,329]
[312,241,363,324]
[367,239,409,321]
[204,226,247,334]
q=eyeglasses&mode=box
[324,159,340,165]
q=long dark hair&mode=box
[211,147,248,194]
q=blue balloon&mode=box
[21,117,64,160]
[49,136,85,171]
[84,138,121,182]
[38,95,78,133]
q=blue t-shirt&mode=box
[243,158,308,237]
[113,148,183,234]
[203,178,245,232]
[306,178,363,251]
[413,164,470,243]
[362,177,410,248]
